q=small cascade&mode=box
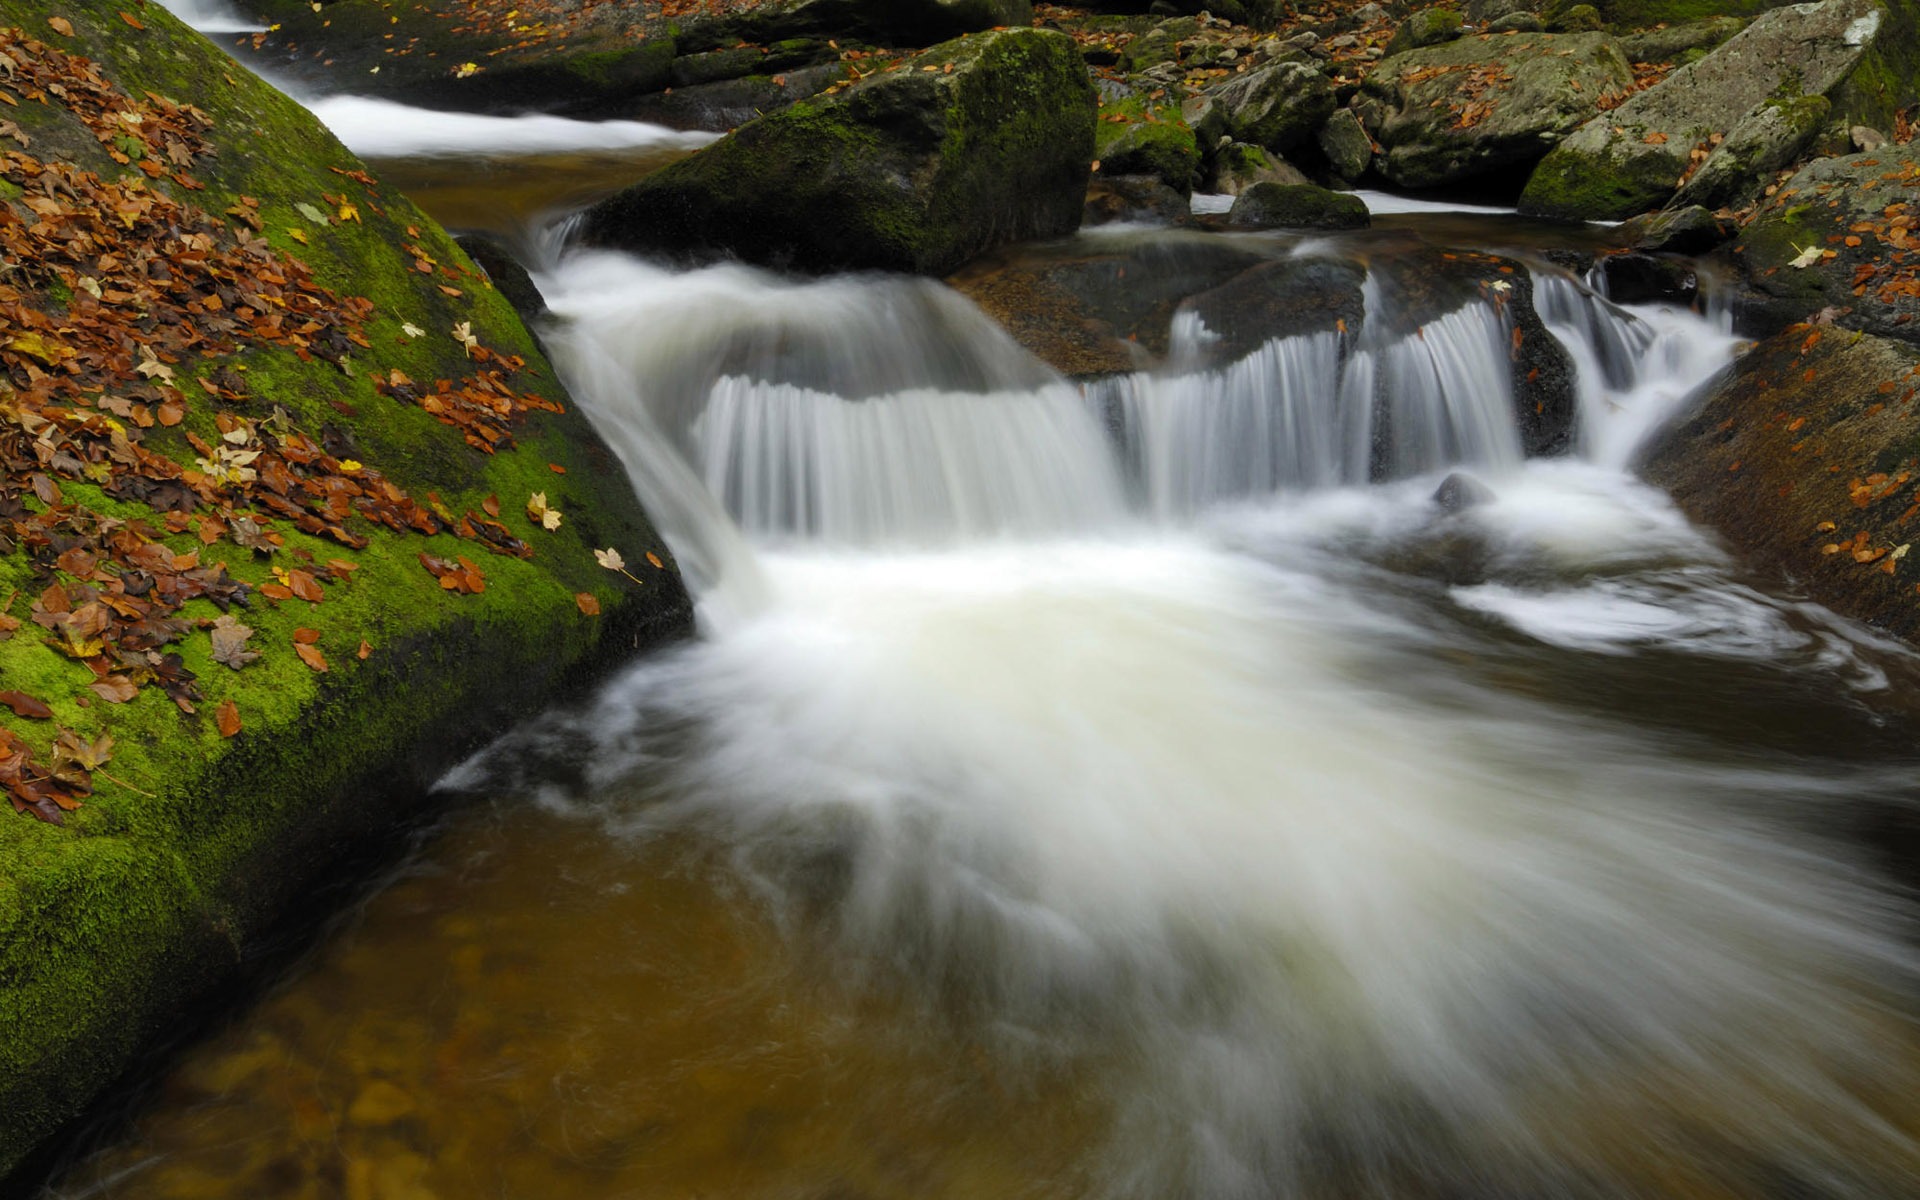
[1095,286,1525,516]
[155,0,261,33]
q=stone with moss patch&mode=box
[578,28,1097,276]
[1227,182,1370,230]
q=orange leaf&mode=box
[295,643,329,672]
[0,691,53,719]
[646,551,665,570]
[548,463,566,474]
[119,10,144,29]
[259,583,295,601]
[47,16,73,35]
[89,676,139,704]
[292,627,321,644]
[216,699,242,738]
[357,640,372,660]
[575,591,601,615]
[288,569,325,603]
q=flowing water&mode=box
[42,22,1920,1200]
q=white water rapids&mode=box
[53,20,1920,1198]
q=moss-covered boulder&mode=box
[1671,93,1829,210]
[1519,0,1895,220]
[1642,326,1920,639]
[1208,142,1312,196]
[0,0,691,1181]
[1318,108,1374,183]
[1190,59,1336,158]
[1095,97,1200,196]
[1384,6,1466,57]
[577,28,1097,276]
[1727,143,1920,342]
[1227,182,1371,230]
[1352,31,1633,190]
[1614,15,1746,62]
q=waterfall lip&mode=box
[304,94,718,161]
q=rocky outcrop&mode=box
[0,0,692,1182]
[1096,99,1200,195]
[1352,30,1633,190]
[1186,59,1337,157]
[1519,0,1893,220]
[1642,326,1920,640]
[1728,143,1920,341]
[578,29,1097,276]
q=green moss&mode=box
[1094,98,1198,194]
[1519,140,1682,220]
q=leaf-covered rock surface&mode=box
[0,0,691,1181]
[1643,325,1920,639]
[577,27,1096,276]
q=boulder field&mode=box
[0,0,690,1182]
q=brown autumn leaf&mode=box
[646,552,665,570]
[356,640,372,660]
[288,569,325,603]
[89,676,139,704]
[210,615,260,670]
[292,627,322,644]
[47,16,73,35]
[294,642,329,672]
[0,691,54,719]
[118,11,143,30]
[575,591,601,616]
[216,698,241,738]
[259,583,295,601]
[482,494,501,517]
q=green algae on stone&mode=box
[577,27,1097,277]
[0,0,692,1183]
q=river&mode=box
[35,9,1920,1200]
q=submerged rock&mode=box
[1433,471,1499,512]
[1083,175,1193,226]
[1353,30,1633,190]
[578,28,1096,276]
[1642,326,1920,640]
[1520,0,1894,220]
[0,0,691,1183]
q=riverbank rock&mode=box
[1227,182,1370,230]
[1352,30,1633,190]
[1727,143,1920,342]
[1519,0,1897,220]
[1642,326,1920,640]
[238,0,1027,120]
[577,28,1096,276]
[0,1,691,1183]
[1188,59,1337,157]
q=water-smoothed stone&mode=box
[1599,252,1698,305]
[1352,31,1632,190]
[1191,59,1337,156]
[1728,143,1920,342]
[1615,204,1729,254]
[1083,175,1193,226]
[1096,105,1201,195]
[578,29,1096,276]
[0,0,692,1183]
[1642,327,1920,640]
[1208,142,1312,195]
[1228,182,1370,230]
[1487,13,1547,32]
[1673,94,1830,211]
[1519,0,1892,220]
[1614,16,1745,64]
[1433,471,1500,512]
[1545,3,1605,32]
[1178,257,1370,365]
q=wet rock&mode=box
[1487,13,1546,33]
[579,29,1096,276]
[1642,327,1920,641]
[1614,205,1729,255]
[453,234,547,323]
[1178,257,1369,364]
[1084,175,1192,226]
[1673,94,1829,211]
[1599,252,1697,306]
[1727,143,1920,343]
[1317,108,1374,182]
[1520,0,1892,221]
[1433,471,1499,513]
[1384,7,1465,57]
[1352,31,1631,190]
[1227,182,1370,230]
[1097,107,1201,195]
[1192,59,1337,156]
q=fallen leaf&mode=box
[595,547,625,571]
[47,16,73,35]
[575,591,601,615]
[119,10,144,29]
[216,698,241,738]
[210,615,260,669]
[89,676,139,704]
[294,642,329,672]
[288,569,325,603]
[646,551,665,569]
[357,640,372,660]
[0,691,53,719]
[292,627,321,644]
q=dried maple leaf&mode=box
[575,592,601,615]
[89,677,139,704]
[216,698,241,738]
[210,614,260,669]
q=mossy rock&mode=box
[1227,182,1371,229]
[1095,98,1200,195]
[1194,59,1336,156]
[1384,7,1466,57]
[0,0,692,1181]
[578,28,1098,277]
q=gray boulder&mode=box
[1318,108,1375,182]
[1352,31,1633,190]
[1615,16,1746,65]
[1384,7,1466,57]
[1520,0,1890,220]
[1209,143,1313,195]
[1672,94,1830,210]
[1192,60,1338,156]
[578,29,1096,276]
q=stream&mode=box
[37,10,1920,1200]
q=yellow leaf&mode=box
[287,228,308,244]
[337,202,359,223]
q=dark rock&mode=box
[1642,327,1920,640]
[1227,182,1370,229]
[1096,108,1200,195]
[1433,471,1499,512]
[1615,205,1729,255]
[1487,13,1546,32]
[1178,257,1369,364]
[453,234,547,322]
[579,29,1096,277]
[1084,175,1192,226]
[1193,60,1337,155]
[1600,252,1697,306]
[1384,7,1465,57]
[1317,108,1374,181]
[1208,142,1311,195]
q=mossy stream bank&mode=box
[0,0,692,1183]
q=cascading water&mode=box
[43,39,1920,1199]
